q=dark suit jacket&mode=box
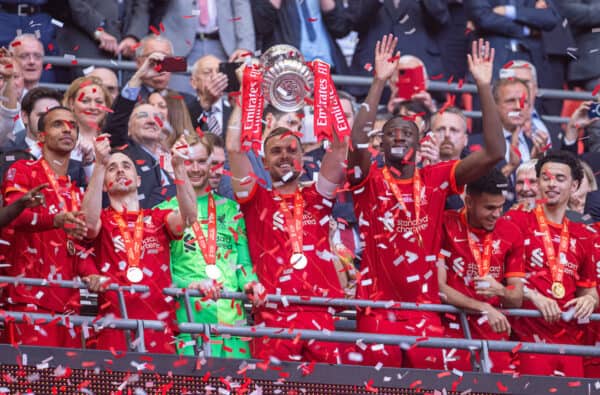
[347,0,449,98]
[186,96,232,141]
[556,0,600,82]
[53,0,150,59]
[104,94,176,208]
[464,0,561,75]
[252,0,352,74]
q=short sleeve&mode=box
[577,234,598,289]
[504,224,526,279]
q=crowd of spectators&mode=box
[2,0,600,380]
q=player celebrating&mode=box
[348,35,505,368]
[226,66,350,363]
[81,135,197,353]
[1,107,94,348]
[438,169,524,372]
[157,133,264,357]
[505,151,599,377]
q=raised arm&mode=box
[166,141,198,237]
[81,135,111,239]
[454,39,505,186]
[225,66,259,199]
[347,34,399,186]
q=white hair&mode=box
[135,35,174,58]
[516,159,538,176]
[9,33,44,54]
[500,60,538,86]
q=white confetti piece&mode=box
[406,274,419,283]
[51,19,64,27]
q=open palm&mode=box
[374,34,400,81]
[468,39,494,85]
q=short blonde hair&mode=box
[63,76,113,116]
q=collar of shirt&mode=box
[25,136,41,159]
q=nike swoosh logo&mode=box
[453,237,467,243]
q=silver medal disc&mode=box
[205,265,222,279]
[126,266,144,283]
[291,253,308,270]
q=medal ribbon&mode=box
[241,65,264,153]
[381,167,422,238]
[191,193,217,266]
[534,206,569,286]
[462,211,494,277]
[276,190,304,255]
[40,159,79,212]
[312,59,332,142]
[113,211,144,273]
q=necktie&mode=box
[206,110,222,136]
[299,0,317,42]
[199,0,209,26]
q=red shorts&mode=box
[251,310,350,363]
[518,353,583,377]
[1,306,81,348]
[356,310,446,369]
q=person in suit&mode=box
[161,0,255,95]
[556,0,600,91]
[347,0,449,100]
[54,0,150,61]
[133,35,176,100]
[252,0,352,73]
[464,0,561,92]
[186,55,231,137]
[103,52,177,208]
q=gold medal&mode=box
[551,282,565,299]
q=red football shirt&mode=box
[352,161,463,304]
[504,208,597,344]
[441,211,525,340]
[91,207,179,353]
[238,183,344,311]
[1,159,95,313]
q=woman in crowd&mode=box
[63,76,112,167]
[147,90,194,178]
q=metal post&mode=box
[116,289,134,351]
[480,340,492,373]
[117,53,123,87]
[183,289,203,357]
[458,312,480,372]
[135,320,146,353]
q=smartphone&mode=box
[395,66,426,100]
[589,102,600,119]
[160,56,187,73]
[219,62,242,92]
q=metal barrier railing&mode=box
[42,55,595,104]
[1,275,599,374]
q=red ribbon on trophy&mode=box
[311,59,351,143]
[241,65,265,153]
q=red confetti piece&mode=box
[593,84,600,97]
[502,61,514,69]
[230,16,242,22]
[496,381,508,392]
[45,63,52,70]
[47,43,54,51]
[149,25,160,35]
[10,41,20,47]
[307,17,318,22]
[387,54,400,63]
[363,63,373,72]
[173,179,185,185]
[159,22,165,32]
[511,342,522,353]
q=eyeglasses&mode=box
[135,111,165,121]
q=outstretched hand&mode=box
[374,34,400,82]
[468,39,494,86]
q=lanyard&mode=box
[191,193,217,266]
[39,159,79,212]
[381,167,422,241]
[462,210,494,277]
[534,206,569,285]
[276,189,304,254]
[113,211,145,273]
